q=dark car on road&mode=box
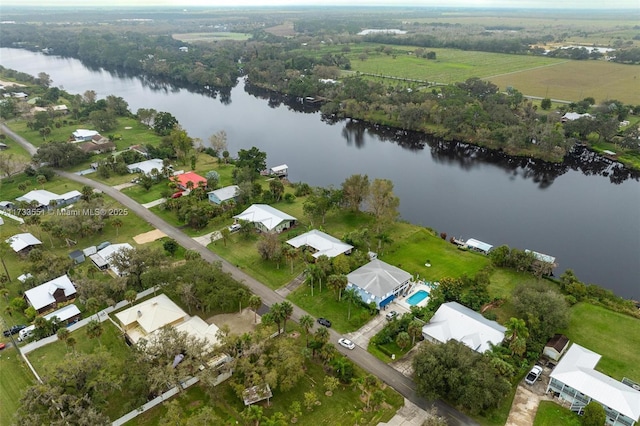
[317,318,331,328]
[3,324,26,337]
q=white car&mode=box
[338,338,355,350]
[228,223,241,233]
[525,365,543,385]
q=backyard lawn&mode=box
[0,345,35,423]
[563,302,640,381]
[533,401,581,426]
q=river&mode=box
[1,47,638,300]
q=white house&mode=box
[115,294,189,344]
[208,185,239,205]
[16,189,82,209]
[6,233,42,254]
[346,259,412,309]
[72,129,100,142]
[24,274,77,314]
[286,229,353,259]
[562,112,593,122]
[421,301,506,353]
[89,243,133,276]
[174,316,220,350]
[233,204,296,233]
[546,343,640,426]
[126,158,165,176]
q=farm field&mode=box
[488,60,640,104]
[172,32,252,42]
[319,44,567,85]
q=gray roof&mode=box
[234,204,296,231]
[208,185,239,203]
[347,259,411,298]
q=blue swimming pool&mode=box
[407,290,429,306]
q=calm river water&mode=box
[1,48,638,299]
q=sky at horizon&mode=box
[1,0,639,9]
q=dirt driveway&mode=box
[505,366,553,426]
[133,229,167,244]
[208,308,258,335]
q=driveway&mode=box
[505,365,553,426]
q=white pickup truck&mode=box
[525,365,543,385]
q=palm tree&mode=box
[396,331,410,350]
[282,245,297,274]
[86,319,103,347]
[343,287,361,321]
[248,295,262,323]
[315,255,332,293]
[304,263,319,297]
[111,217,123,237]
[280,301,293,333]
[57,328,70,350]
[241,404,263,426]
[505,317,529,357]
[66,336,77,353]
[85,297,100,320]
[408,319,423,346]
[299,314,314,347]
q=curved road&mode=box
[1,122,477,426]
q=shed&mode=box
[269,164,288,177]
[465,238,493,254]
[242,384,272,406]
[69,250,85,264]
[544,334,570,361]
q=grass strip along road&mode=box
[2,123,477,426]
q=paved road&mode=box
[2,122,478,425]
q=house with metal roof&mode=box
[173,171,207,190]
[208,185,239,205]
[126,158,165,176]
[286,229,353,259]
[233,204,296,233]
[115,294,189,344]
[346,259,412,309]
[89,243,133,276]
[43,304,81,325]
[546,343,640,426]
[6,232,42,254]
[174,316,220,349]
[421,301,506,353]
[24,274,77,314]
[72,129,100,142]
[15,189,82,209]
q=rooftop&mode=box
[24,274,76,311]
[234,204,296,231]
[286,229,353,258]
[347,259,411,298]
[422,301,506,353]
[6,233,42,253]
[115,294,188,343]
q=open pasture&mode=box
[488,60,640,104]
[346,46,565,85]
[172,32,252,42]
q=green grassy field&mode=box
[563,302,640,381]
[488,60,640,104]
[533,401,582,426]
[172,32,252,42]
[0,346,35,423]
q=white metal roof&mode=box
[72,129,99,139]
[465,238,493,253]
[270,164,288,173]
[6,233,42,252]
[174,316,220,349]
[550,343,640,421]
[347,259,411,299]
[525,249,556,264]
[90,243,133,275]
[422,301,506,353]
[562,112,592,121]
[286,229,353,258]
[24,274,76,311]
[115,294,188,342]
[43,304,81,323]
[15,189,81,207]
[126,158,164,175]
[234,204,296,231]
[208,185,239,203]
